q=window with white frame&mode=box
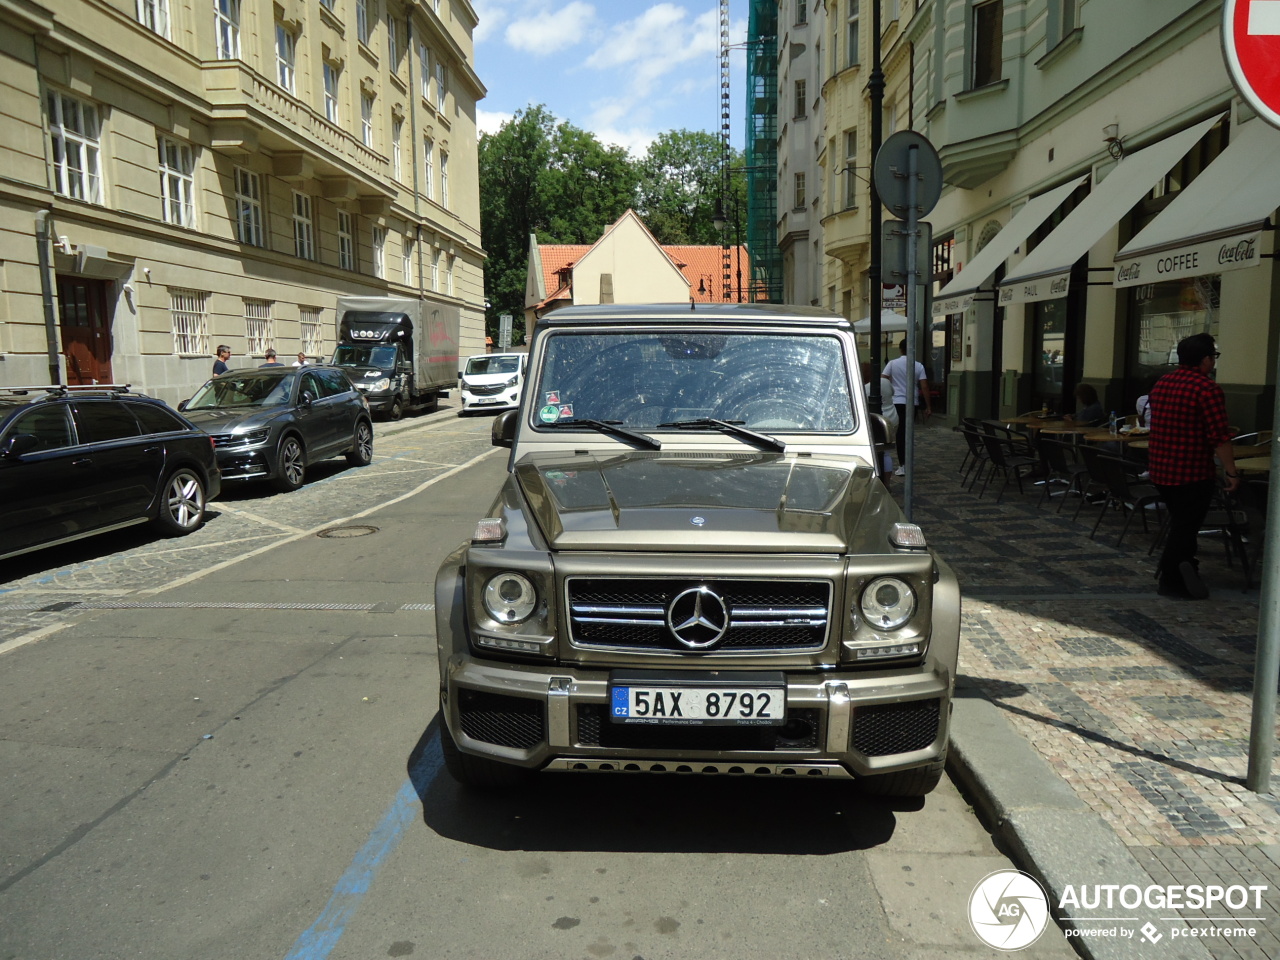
[972,0,1003,88]
[372,225,386,278]
[215,0,240,60]
[47,91,102,203]
[436,60,446,112]
[300,307,324,355]
[243,299,274,356]
[387,12,399,64]
[392,118,402,180]
[794,172,806,210]
[402,234,414,284]
[440,151,449,208]
[430,247,439,290]
[423,138,434,200]
[324,62,340,123]
[843,128,857,209]
[337,210,354,270]
[234,167,263,246]
[418,43,431,99]
[846,1,859,69]
[158,137,195,227]
[361,93,375,146]
[796,0,807,24]
[169,288,210,356]
[357,0,370,46]
[794,79,806,119]
[293,191,315,260]
[446,254,454,296]
[276,22,296,93]
[319,0,334,9]
[136,0,170,38]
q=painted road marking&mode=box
[282,735,444,960]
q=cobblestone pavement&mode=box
[0,402,498,647]
[906,421,1280,959]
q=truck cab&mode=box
[332,314,415,420]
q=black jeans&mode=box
[1154,478,1214,585]
[894,403,908,464]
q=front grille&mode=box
[851,699,941,757]
[576,705,821,751]
[567,578,830,653]
[458,689,545,749]
[466,383,506,396]
[209,434,238,447]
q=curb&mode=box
[947,686,1214,960]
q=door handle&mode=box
[143,446,161,454]
[72,458,93,468]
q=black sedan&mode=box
[181,366,373,491]
[0,385,220,562]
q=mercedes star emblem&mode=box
[690,516,707,526]
[667,586,730,649]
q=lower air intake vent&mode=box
[576,705,820,752]
[458,689,545,749]
[851,699,940,757]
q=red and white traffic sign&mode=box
[1224,0,1280,128]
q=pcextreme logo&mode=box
[968,870,1051,951]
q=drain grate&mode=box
[316,524,380,539]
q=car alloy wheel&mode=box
[273,435,306,491]
[347,420,374,466]
[157,468,206,535]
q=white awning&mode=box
[931,176,1087,317]
[998,114,1225,305]
[1113,119,1280,288]
[853,309,910,333]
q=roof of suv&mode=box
[537,303,850,327]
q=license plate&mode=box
[609,685,785,726]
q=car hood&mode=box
[183,408,286,432]
[512,451,882,553]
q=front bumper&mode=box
[441,657,950,780]
[460,386,520,412]
[213,444,275,481]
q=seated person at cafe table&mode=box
[1147,332,1239,600]
[1062,383,1104,427]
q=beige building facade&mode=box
[0,0,486,407]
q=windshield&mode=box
[465,355,521,376]
[187,373,296,409]
[332,344,399,368]
[533,331,855,432]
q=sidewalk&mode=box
[905,422,1280,960]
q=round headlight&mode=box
[859,577,916,630]
[483,572,537,623]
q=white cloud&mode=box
[477,108,515,135]
[505,1,598,55]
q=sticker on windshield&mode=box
[538,404,561,423]
[557,403,573,419]
[545,390,561,404]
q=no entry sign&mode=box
[1224,0,1280,128]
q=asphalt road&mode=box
[0,407,1079,960]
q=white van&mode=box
[458,352,526,414]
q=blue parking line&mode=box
[283,734,443,960]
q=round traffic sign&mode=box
[1224,0,1280,128]
[872,131,943,218]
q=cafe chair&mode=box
[1037,438,1090,513]
[957,422,991,490]
[978,427,1040,503]
[1084,449,1163,546]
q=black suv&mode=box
[180,365,373,491]
[0,385,221,562]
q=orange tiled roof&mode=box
[669,245,752,303]
[536,245,591,300]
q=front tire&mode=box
[346,419,374,466]
[439,718,529,788]
[272,435,306,492]
[154,467,206,535]
[387,398,404,421]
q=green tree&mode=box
[636,130,747,246]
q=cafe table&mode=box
[1126,440,1269,461]
[1236,456,1272,476]
[1080,428,1150,445]
[1036,421,1095,439]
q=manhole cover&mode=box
[316,524,380,539]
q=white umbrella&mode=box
[853,309,910,333]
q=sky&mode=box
[471,1,749,155]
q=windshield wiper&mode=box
[656,417,786,453]
[543,418,662,450]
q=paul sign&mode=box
[1223,0,1280,129]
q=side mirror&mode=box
[177,399,189,411]
[300,391,315,407]
[2,434,40,459]
[869,412,892,447]
[491,409,517,448]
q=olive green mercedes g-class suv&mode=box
[435,303,959,796]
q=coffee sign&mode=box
[1114,231,1262,288]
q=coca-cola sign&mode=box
[1218,236,1258,265]
[1114,230,1263,288]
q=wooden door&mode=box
[57,277,113,385]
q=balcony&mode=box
[202,61,393,205]
[821,204,868,264]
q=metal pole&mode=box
[35,211,61,386]
[868,0,885,410]
[903,146,919,521]
[1246,379,1280,792]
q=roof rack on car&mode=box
[0,383,138,398]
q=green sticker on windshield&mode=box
[538,404,561,423]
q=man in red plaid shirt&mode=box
[1147,333,1239,599]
